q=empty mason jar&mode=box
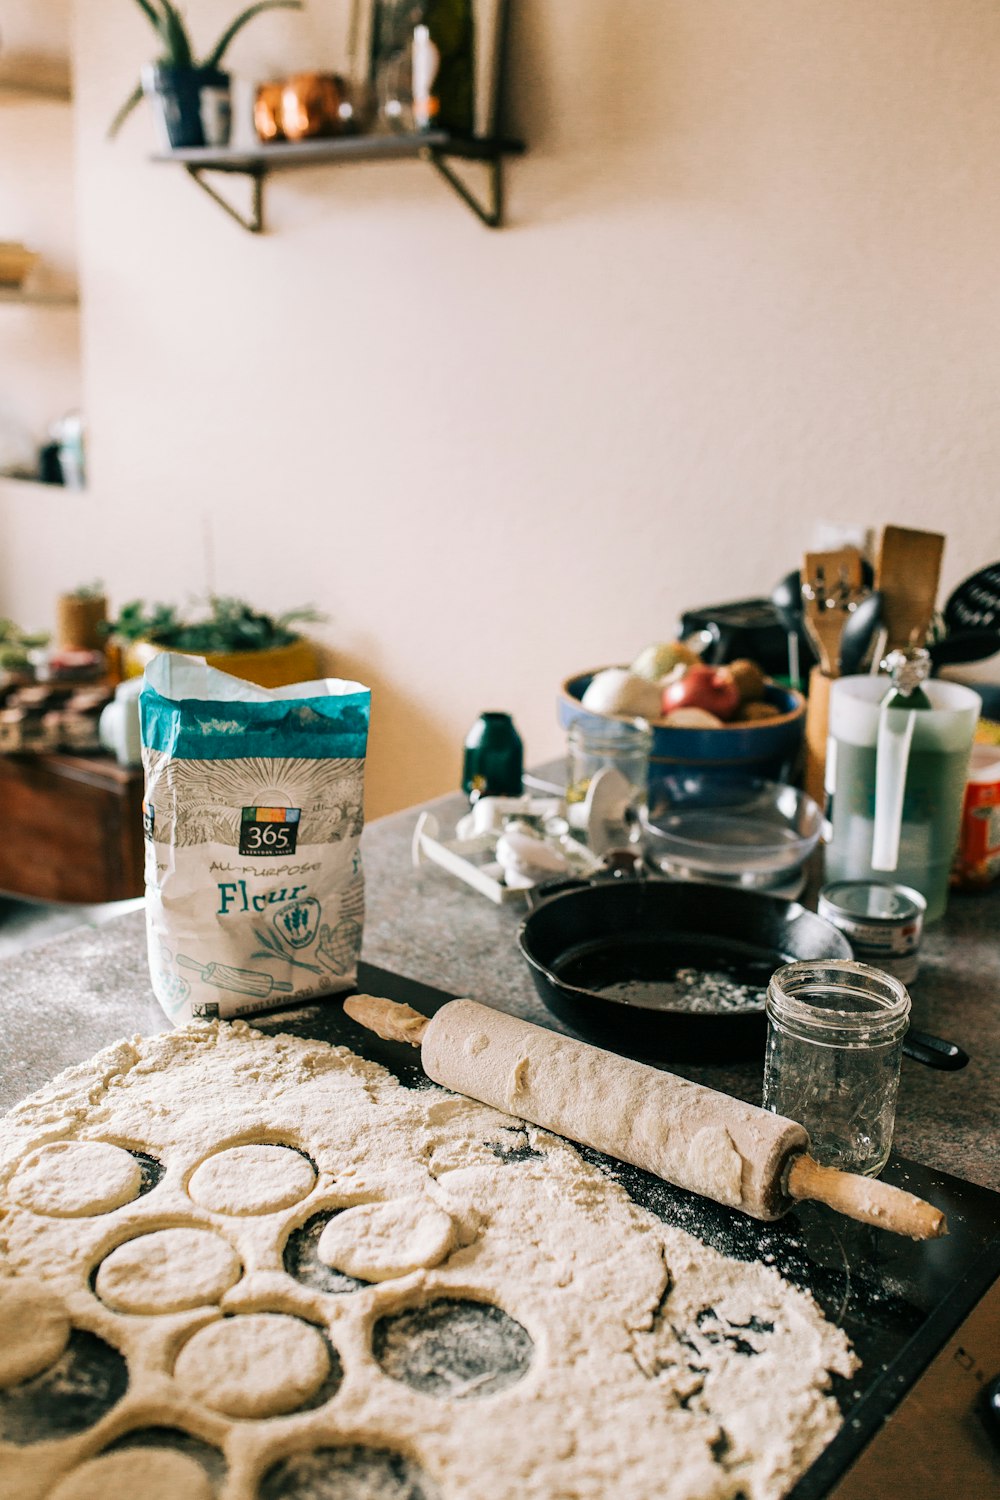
[762,960,910,1176]
[565,718,652,853]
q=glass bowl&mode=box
[641,774,822,888]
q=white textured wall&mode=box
[0,0,80,472]
[2,0,999,816]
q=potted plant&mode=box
[109,0,303,150]
[56,582,107,653]
[107,596,324,688]
[0,619,50,684]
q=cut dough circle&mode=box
[187,1143,315,1215]
[95,1228,241,1314]
[48,1448,215,1500]
[174,1313,330,1419]
[9,1141,141,1218]
[317,1197,457,1283]
[0,1277,71,1386]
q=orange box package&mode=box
[953,743,1000,889]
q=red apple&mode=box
[661,665,741,722]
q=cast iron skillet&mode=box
[518,875,968,1069]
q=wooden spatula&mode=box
[801,547,866,677]
[875,525,945,652]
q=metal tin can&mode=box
[818,880,926,985]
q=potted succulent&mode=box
[109,0,303,150]
[107,596,324,688]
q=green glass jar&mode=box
[462,712,523,801]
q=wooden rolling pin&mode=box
[344,995,946,1241]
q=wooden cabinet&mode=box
[0,753,144,903]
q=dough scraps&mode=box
[188,1144,316,1216]
[174,1312,332,1418]
[9,1142,141,1218]
[0,1020,856,1500]
[317,1197,457,1282]
[95,1227,242,1314]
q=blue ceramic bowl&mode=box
[558,667,807,795]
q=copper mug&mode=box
[280,73,344,141]
[254,81,285,142]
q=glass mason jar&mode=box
[762,959,911,1176]
[565,718,652,853]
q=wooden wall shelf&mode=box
[152,131,526,232]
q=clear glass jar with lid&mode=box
[762,959,911,1176]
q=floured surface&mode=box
[0,1021,855,1500]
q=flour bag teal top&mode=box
[140,653,371,1025]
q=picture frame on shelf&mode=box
[365,0,508,137]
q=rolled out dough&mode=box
[0,1279,70,1387]
[47,1448,214,1500]
[187,1144,316,1215]
[0,1020,856,1500]
[9,1142,141,1218]
[174,1313,330,1419]
[95,1227,241,1314]
[316,1197,457,1283]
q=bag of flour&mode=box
[139,653,371,1024]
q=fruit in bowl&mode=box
[580,668,662,719]
[661,664,742,723]
[629,640,701,682]
[559,658,806,790]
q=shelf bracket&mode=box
[424,148,505,229]
[185,165,266,234]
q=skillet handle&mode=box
[523,850,646,911]
[523,875,591,912]
[902,1028,969,1071]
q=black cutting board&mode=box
[255,963,1000,1500]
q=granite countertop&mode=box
[1,780,998,1192]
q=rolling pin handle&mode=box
[785,1153,947,1240]
[343,994,431,1047]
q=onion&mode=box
[661,665,741,722]
[581,669,662,719]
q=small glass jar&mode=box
[565,718,652,853]
[762,959,910,1176]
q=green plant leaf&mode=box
[107,79,145,139]
[130,0,168,33]
[157,0,194,67]
[105,595,319,652]
[203,0,303,71]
